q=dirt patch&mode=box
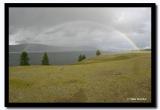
[54,88,87,102]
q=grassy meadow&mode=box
[9,51,151,103]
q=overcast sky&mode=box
[9,7,151,51]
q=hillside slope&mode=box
[9,52,151,103]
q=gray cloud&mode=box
[9,7,151,51]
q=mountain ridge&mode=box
[9,43,97,53]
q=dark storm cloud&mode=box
[9,8,113,29]
[9,7,151,50]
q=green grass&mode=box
[9,51,151,103]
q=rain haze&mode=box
[8,6,153,103]
[9,7,151,51]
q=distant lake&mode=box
[9,51,96,66]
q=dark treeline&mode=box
[78,54,86,62]
[19,50,101,66]
[20,51,50,66]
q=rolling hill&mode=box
[9,51,151,103]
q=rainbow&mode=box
[22,21,140,51]
[113,30,140,50]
